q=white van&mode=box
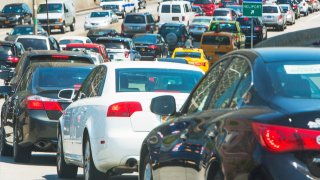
[100,0,139,19]
[158,1,195,27]
[37,0,76,34]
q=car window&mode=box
[11,26,34,35]
[208,57,250,109]
[16,68,33,92]
[185,58,230,114]
[192,18,211,24]
[16,44,25,57]
[86,39,92,43]
[213,10,229,16]
[38,3,62,13]
[210,22,238,33]
[133,35,157,44]
[77,67,99,99]
[147,15,154,23]
[194,0,212,4]
[49,37,59,50]
[263,6,279,13]
[172,5,181,13]
[202,35,231,45]
[0,45,14,59]
[2,4,23,13]
[17,38,48,50]
[229,68,252,108]
[90,11,110,17]
[161,5,171,13]
[88,66,107,97]
[124,15,146,24]
[97,39,130,49]
[184,4,189,12]
[174,52,201,58]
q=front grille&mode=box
[102,5,119,10]
[38,19,58,24]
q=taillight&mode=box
[107,102,142,117]
[124,51,129,58]
[26,95,63,111]
[181,35,186,41]
[182,16,185,21]
[252,122,320,153]
[278,15,282,21]
[194,62,206,66]
[303,2,306,6]
[52,55,70,59]
[147,45,159,50]
[7,56,19,64]
[254,27,261,31]
[293,5,298,8]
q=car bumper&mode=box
[0,18,19,26]
[84,24,109,30]
[39,23,63,30]
[263,21,282,27]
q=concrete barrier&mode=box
[0,0,101,13]
[255,27,320,48]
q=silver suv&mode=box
[262,4,287,31]
[121,13,156,37]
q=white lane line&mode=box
[307,13,320,22]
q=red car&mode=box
[65,43,109,62]
[193,0,219,16]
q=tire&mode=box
[13,122,31,163]
[140,151,153,180]
[70,19,75,32]
[122,10,126,19]
[0,125,12,156]
[61,22,66,34]
[83,136,108,180]
[20,19,24,25]
[165,33,178,47]
[57,131,78,178]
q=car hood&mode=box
[37,13,62,20]
[86,18,109,24]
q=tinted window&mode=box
[32,67,93,90]
[147,15,154,23]
[237,18,258,26]
[38,3,62,13]
[79,66,106,97]
[133,35,157,44]
[66,47,99,53]
[124,15,146,24]
[0,45,14,59]
[161,5,171,13]
[2,4,23,13]
[116,68,203,93]
[280,6,289,12]
[174,52,201,58]
[172,5,181,13]
[229,68,252,108]
[87,29,115,36]
[159,26,180,34]
[263,6,279,13]
[202,35,231,45]
[210,22,238,33]
[192,18,211,24]
[96,39,130,49]
[29,55,93,64]
[90,11,110,17]
[213,10,229,16]
[17,38,48,50]
[194,0,212,4]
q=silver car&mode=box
[279,4,296,25]
[212,8,238,21]
[122,12,156,37]
[262,4,287,31]
[188,16,212,39]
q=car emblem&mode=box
[317,136,320,145]
[308,118,320,128]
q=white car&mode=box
[84,10,119,31]
[88,51,104,65]
[299,0,309,16]
[15,35,60,50]
[56,61,204,179]
[59,36,92,50]
[100,0,139,19]
[188,16,212,39]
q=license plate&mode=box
[172,17,179,21]
[5,20,9,24]
[54,25,60,29]
[141,48,145,51]
[132,26,139,30]
[198,27,202,30]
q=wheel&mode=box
[20,19,25,25]
[70,19,75,32]
[122,10,126,19]
[61,22,66,33]
[13,122,31,163]
[57,131,78,178]
[140,151,153,180]
[0,125,13,156]
[83,136,108,180]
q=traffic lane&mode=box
[0,152,138,180]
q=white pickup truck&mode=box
[100,0,139,18]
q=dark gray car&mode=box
[122,13,156,37]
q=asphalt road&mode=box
[1,1,320,180]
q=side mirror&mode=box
[58,89,76,101]
[0,86,12,95]
[150,95,176,116]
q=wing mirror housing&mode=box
[150,95,176,116]
[58,89,76,101]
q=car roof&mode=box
[101,61,204,72]
[15,35,48,39]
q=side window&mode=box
[78,68,98,99]
[147,15,154,23]
[229,68,252,108]
[185,59,230,114]
[208,56,250,109]
[78,66,107,98]
[161,5,171,13]
[184,4,189,12]
[16,68,32,92]
[49,37,59,50]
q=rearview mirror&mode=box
[58,89,76,101]
[0,86,12,95]
[150,95,176,116]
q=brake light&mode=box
[278,15,282,21]
[254,27,261,31]
[7,56,19,63]
[51,55,70,59]
[293,5,298,8]
[124,51,129,58]
[147,45,159,50]
[195,14,200,16]
[194,62,206,66]
[26,95,63,111]
[182,16,185,21]
[252,122,320,153]
[303,2,305,6]
[107,102,142,117]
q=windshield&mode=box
[192,18,211,24]
[17,38,48,50]
[174,52,202,58]
[267,62,320,99]
[133,35,157,44]
[202,35,231,45]
[88,29,114,36]
[125,15,146,23]
[0,45,14,58]
[263,6,278,13]
[280,6,289,12]
[59,39,84,45]
[116,68,203,93]
[210,22,238,33]
[237,18,258,26]
[37,3,62,14]
[97,39,130,49]
[2,5,22,13]
[33,67,93,90]
[90,11,110,17]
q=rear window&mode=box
[59,39,84,45]
[159,26,180,34]
[66,47,100,53]
[213,10,229,16]
[33,67,93,90]
[202,35,231,45]
[116,68,203,93]
[280,6,288,12]
[133,35,157,44]
[0,45,14,58]
[124,15,146,24]
[194,0,212,4]
[172,5,181,13]
[29,55,93,64]
[17,38,48,50]
[96,39,130,49]
[263,6,279,13]
[209,22,238,33]
[174,52,202,58]
[237,18,257,26]
[192,18,211,24]
[161,5,171,13]
[90,11,109,17]
[87,29,115,36]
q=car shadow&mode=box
[0,152,56,166]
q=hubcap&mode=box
[84,142,90,180]
[144,162,152,180]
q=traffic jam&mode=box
[0,0,320,179]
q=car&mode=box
[236,17,268,46]
[172,48,209,72]
[226,4,243,16]
[156,57,188,64]
[84,10,118,31]
[212,8,238,21]
[37,0,76,34]
[262,4,287,31]
[298,0,310,16]
[58,36,92,50]
[132,34,169,60]
[193,0,219,16]
[65,43,109,62]
[158,23,191,51]
[138,0,147,9]
[277,0,301,19]
[139,47,320,180]
[15,35,60,51]
[4,25,48,42]
[208,20,246,49]
[279,4,296,25]
[121,13,156,37]
[219,0,239,7]
[86,28,118,43]
[0,41,25,71]
[306,0,317,13]
[100,0,139,19]
[87,51,104,65]
[96,37,141,61]
[0,62,94,162]
[0,3,32,27]
[192,5,205,16]
[56,61,204,179]
[188,16,212,40]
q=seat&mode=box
[282,76,311,98]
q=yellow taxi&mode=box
[172,48,209,72]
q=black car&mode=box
[86,28,118,43]
[277,0,301,19]
[5,25,48,42]
[0,3,32,27]
[0,41,25,69]
[158,23,192,51]
[132,34,169,60]
[140,47,320,180]
[0,62,93,162]
[236,17,267,46]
